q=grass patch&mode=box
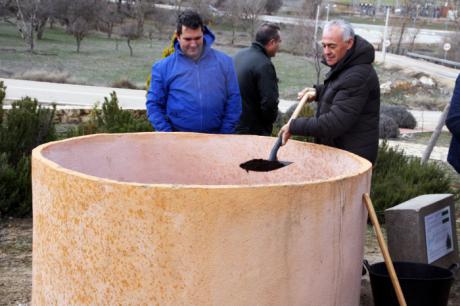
[0,21,317,100]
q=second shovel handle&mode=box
[363,193,407,306]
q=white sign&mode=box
[384,40,391,47]
[425,206,454,263]
[443,43,451,51]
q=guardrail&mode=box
[406,52,460,69]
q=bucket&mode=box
[364,260,458,306]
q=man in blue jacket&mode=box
[447,74,460,173]
[146,10,242,133]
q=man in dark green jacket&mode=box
[234,23,281,136]
[280,20,380,164]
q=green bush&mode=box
[0,83,56,217]
[371,141,458,222]
[0,97,56,165]
[379,113,400,139]
[380,104,417,129]
[68,91,152,136]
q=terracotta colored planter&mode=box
[32,132,372,305]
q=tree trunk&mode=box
[396,20,406,55]
[76,37,81,53]
[37,18,48,40]
[127,39,133,56]
[26,22,35,52]
[421,103,451,163]
[107,23,113,39]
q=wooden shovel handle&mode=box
[363,193,407,306]
[290,90,315,121]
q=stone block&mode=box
[385,194,458,268]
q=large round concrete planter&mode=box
[32,132,372,305]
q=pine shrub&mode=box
[68,91,152,136]
[379,114,400,139]
[0,84,56,217]
[371,142,457,222]
[381,104,417,129]
[0,97,56,165]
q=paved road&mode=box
[1,78,146,109]
[260,15,451,44]
[1,78,450,161]
[154,3,453,45]
[375,52,459,86]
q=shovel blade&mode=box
[240,159,292,172]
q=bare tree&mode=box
[287,1,323,86]
[147,7,173,40]
[62,0,103,53]
[14,0,39,51]
[116,0,150,37]
[222,1,242,45]
[265,0,283,15]
[133,0,147,37]
[239,0,266,40]
[172,0,185,15]
[69,17,92,53]
[99,2,123,39]
[120,22,140,56]
[448,22,460,61]
[190,0,213,23]
[391,0,422,55]
[302,0,322,19]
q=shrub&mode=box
[112,80,138,89]
[371,142,457,222]
[68,91,152,136]
[0,97,56,165]
[0,85,56,217]
[14,70,72,84]
[381,104,417,129]
[379,114,400,139]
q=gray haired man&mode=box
[280,20,380,164]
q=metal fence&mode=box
[406,52,460,69]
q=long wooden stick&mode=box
[363,193,407,306]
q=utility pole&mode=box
[382,7,390,63]
[314,4,320,48]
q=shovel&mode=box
[240,90,314,172]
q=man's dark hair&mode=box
[255,23,280,46]
[176,10,204,35]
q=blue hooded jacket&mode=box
[447,74,460,173]
[146,27,242,133]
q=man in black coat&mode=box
[280,20,380,164]
[234,23,281,136]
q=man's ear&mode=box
[347,38,354,50]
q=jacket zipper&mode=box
[196,61,203,131]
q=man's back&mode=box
[234,43,279,136]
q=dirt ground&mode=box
[1,218,459,306]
